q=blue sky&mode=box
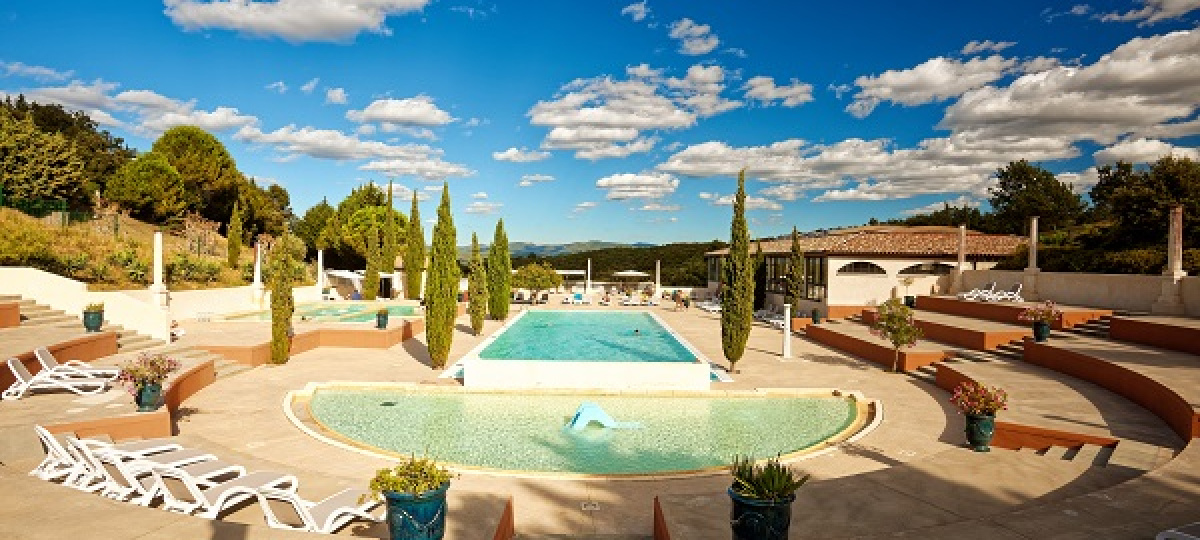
[2,1,1199,245]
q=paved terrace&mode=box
[0,297,1196,538]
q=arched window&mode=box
[898,263,955,276]
[836,262,886,275]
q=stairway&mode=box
[1060,315,1111,339]
[1013,439,1165,473]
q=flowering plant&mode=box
[115,353,180,394]
[1018,300,1061,324]
[949,381,1008,416]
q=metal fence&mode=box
[0,188,93,226]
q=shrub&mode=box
[730,454,809,501]
[869,298,923,372]
[364,455,453,502]
[115,353,180,394]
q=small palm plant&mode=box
[730,454,809,501]
[870,297,923,372]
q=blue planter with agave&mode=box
[729,487,794,540]
[384,483,449,540]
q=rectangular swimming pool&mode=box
[461,310,711,390]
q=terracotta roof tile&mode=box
[706,228,1024,258]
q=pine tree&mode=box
[721,170,755,373]
[363,226,381,300]
[227,199,243,269]
[487,219,512,319]
[468,232,488,335]
[382,181,397,299]
[425,183,459,368]
[403,193,425,300]
[269,230,299,365]
[786,226,804,308]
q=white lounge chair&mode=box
[3,358,109,400]
[983,283,1023,303]
[257,487,382,534]
[68,436,217,502]
[156,466,299,519]
[957,281,997,301]
[30,425,81,483]
[34,347,119,380]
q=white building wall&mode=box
[824,257,964,307]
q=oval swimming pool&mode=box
[304,387,864,475]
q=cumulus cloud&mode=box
[759,184,806,201]
[901,195,980,216]
[620,1,649,22]
[346,96,454,126]
[573,201,597,213]
[265,81,287,93]
[595,171,679,199]
[26,79,118,111]
[1093,138,1200,164]
[637,203,681,211]
[163,0,431,43]
[666,64,741,117]
[465,201,502,214]
[140,106,259,135]
[668,18,719,55]
[1098,0,1200,25]
[1058,167,1102,190]
[325,87,348,104]
[493,147,550,162]
[21,81,258,135]
[626,63,663,79]
[708,193,782,211]
[742,76,814,107]
[961,40,1016,55]
[387,183,431,202]
[847,55,1017,117]
[0,61,73,82]
[518,173,554,187]
[471,191,488,199]
[301,77,319,93]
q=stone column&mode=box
[148,231,169,308]
[1022,216,1040,302]
[952,224,966,294]
[782,303,792,359]
[250,242,266,307]
[655,260,661,299]
[586,258,592,295]
[317,249,325,290]
[1152,205,1186,315]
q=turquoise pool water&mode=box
[225,302,418,322]
[309,390,857,474]
[479,311,695,362]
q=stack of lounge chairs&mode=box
[754,308,790,329]
[697,298,722,312]
[956,282,1024,303]
[29,425,381,534]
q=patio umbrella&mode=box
[612,270,651,294]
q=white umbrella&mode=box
[612,270,650,278]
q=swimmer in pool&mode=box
[633,328,640,335]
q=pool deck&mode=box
[0,295,1196,537]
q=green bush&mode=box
[167,253,221,283]
[996,245,1200,275]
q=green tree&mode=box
[151,126,243,223]
[382,181,398,296]
[720,170,755,373]
[1106,156,1200,248]
[0,109,87,204]
[487,219,512,319]
[468,233,489,335]
[870,298,923,372]
[319,183,404,269]
[989,160,1084,233]
[513,262,563,305]
[403,193,425,299]
[226,199,243,269]
[363,226,381,300]
[268,230,302,365]
[1088,161,1140,221]
[425,183,459,369]
[294,198,334,259]
[786,227,804,307]
[103,152,188,223]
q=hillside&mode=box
[456,240,656,259]
[510,240,726,287]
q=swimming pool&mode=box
[223,302,419,323]
[300,386,869,475]
[459,310,711,390]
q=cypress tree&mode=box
[487,219,512,319]
[227,199,242,269]
[721,170,755,373]
[425,183,459,368]
[786,226,804,308]
[403,193,425,299]
[269,230,299,364]
[468,232,488,335]
[363,226,381,300]
[382,181,397,298]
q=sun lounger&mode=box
[957,281,997,301]
[257,487,382,533]
[34,347,119,380]
[3,358,109,401]
[31,425,82,483]
[982,283,1023,302]
[156,467,299,519]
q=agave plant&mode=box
[730,454,809,501]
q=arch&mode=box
[898,263,955,276]
[836,261,886,276]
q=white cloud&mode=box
[113,89,190,113]
[709,193,782,211]
[1058,167,1102,190]
[1093,138,1200,164]
[759,184,805,201]
[493,147,550,162]
[595,171,679,199]
[573,201,597,213]
[961,40,1016,55]
[698,192,716,200]
[26,79,118,111]
[626,63,663,79]
[422,185,442,191]
[847,55,1017,117]
[637,203,681,211]
[471,191,488,199]
[620,1,649,22]
[356,124,377,135]
[742,76,814,107]
[380,123,437,140]
[666,64,741,117]
[388,183,431,201]
[901,195,980,216]
[265,81,287,93]
[233,124,455,169]
[359,157,473,180]
[668,18,719,55]
[518,173,554,187]
[140,106,259,135]
[325,87,348,104]
[163,0,431,43]
[346,96,454,126]
[1098,0,1200,25]
[575,137,658,160]
[0,61,73,82]
[465,201,502,214]
[301,78,319,93]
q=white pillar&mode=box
[655,260,661,299]
[148,231,169,308]
[250,242,266,307]
[317,249,325,289]
[1152,205,1186,315]
[952,224,966,294]
[1026,217,1039,271]
[586,258,592,295]
[782,303,792,359]
[1022,216,1040,302]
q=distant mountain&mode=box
[457,240,657,259]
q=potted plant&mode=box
[728,454,809,540]
[376,307,389,330]
[900,276,917,307]
[364,455,455,540]
[1018,300,1061,342]
[950,381,1008,452]
[810,308,820,325]
[82,303,104,332]
[869,298,923,372]
[115,353,180,412]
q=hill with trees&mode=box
[510,240,725,287]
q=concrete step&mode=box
[1039,446,1073,460]
[0,294,22,302]
[1105,440,1162,472]
[1072,444,1108,467]
[1018,447,1039,453]
[215,363,253,380]
[516,535,651,540]
[21,313,77,326]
